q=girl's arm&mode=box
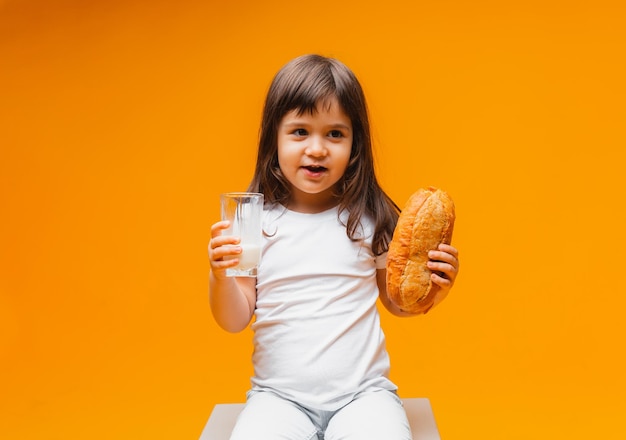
[208,221,257,332]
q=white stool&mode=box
[199,398,440,439]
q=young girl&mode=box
[208,54,459,440]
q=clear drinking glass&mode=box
[220,192,264,277]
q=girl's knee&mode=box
[230,392,318,440]
[325,391,412,440]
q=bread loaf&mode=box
[386,187,455,314]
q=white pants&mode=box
[230,389,413,440]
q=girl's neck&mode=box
[285,189,340,214]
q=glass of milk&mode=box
[220,192,264,277]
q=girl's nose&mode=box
[305,136,327,157]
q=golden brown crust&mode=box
[386,187,455,314]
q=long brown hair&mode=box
[248,54,399,255]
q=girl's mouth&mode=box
[302,165,328,175]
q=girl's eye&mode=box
[329,130,344,138]
[293,128,308,136]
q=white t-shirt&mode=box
[250,204,397,410]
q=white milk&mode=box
[225,243,261,270]
[220,192,263,277]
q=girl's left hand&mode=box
[427,243,460,308]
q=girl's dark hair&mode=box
[248,54,399,255]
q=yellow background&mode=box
[1,0,625,438]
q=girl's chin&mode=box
[292,182,335,195]
[287,186,339,204]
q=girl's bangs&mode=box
[284,73,337,115]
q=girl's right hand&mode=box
[208,220,242,279]
[208,221,257,332]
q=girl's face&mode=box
[277,96,353,213]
